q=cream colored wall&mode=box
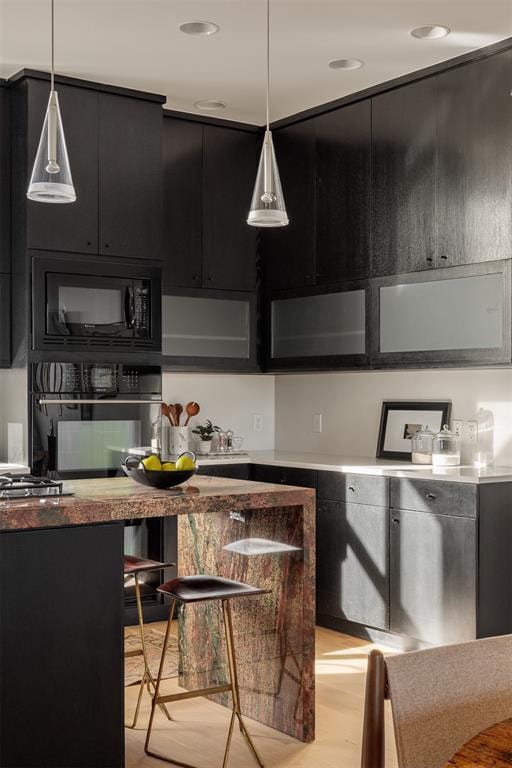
[274,369,512,465]
[162,373,276,450]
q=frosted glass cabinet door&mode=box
[271,289,366,360]
[162,293,256,369]
[374,262,511,365]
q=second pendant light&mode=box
[247,0,288,227]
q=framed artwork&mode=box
[376,400,452,460]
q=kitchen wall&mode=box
[162,373,275,451]
[275,369,512,465]
[0,367,28,464]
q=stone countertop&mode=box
[0,475,314,532]
[197,450,512,484]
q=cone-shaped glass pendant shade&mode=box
[247,130,288,227]
[27,90,76,204]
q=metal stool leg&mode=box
[145,597,177,758]
[126,573,172,728]
[221,600,264,768]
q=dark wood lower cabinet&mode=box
[197,463,251,480]
[389,509,476,645]
[317,501,389,631]
[0,523,124,768]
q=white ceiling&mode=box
[1,0,511,125]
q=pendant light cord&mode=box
[266,0,270,131]
[50,0,55,91]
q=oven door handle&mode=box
[124,286,136,330]
[37,399,164,405]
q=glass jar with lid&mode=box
[411,425,435,464]
[432,424,461,467]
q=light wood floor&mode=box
[125,625,398,768]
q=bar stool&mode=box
[145,574,269,768]
[124,555,176,728]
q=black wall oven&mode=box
[30,361,162,479]
[32,255,161,354]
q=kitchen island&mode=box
[0,475,315,768]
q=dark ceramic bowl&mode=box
[122,454,196,489]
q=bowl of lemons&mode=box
[122,451,197,489]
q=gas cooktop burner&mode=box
[0,474,72,499]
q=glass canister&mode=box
[411,425,435,464]
[432,424,461,467]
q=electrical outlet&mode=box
[466,420,478,446]
[253,414,263,433]
[453,419,464,438]
[313,413,323,433]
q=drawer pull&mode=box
[230,511,246,523]
[392,518,400,525]
[348,486,355,493]
[426,492,437,501]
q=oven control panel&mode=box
[31,363,162,395]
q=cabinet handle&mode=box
[86,241,92,246]
[441,255,448,260]
[104,243,110,249]
[348,486,355,493]
[426,492,437,501]
[426,257,433,262]
[207,276,213,282]
[192,275,199,281]
[392,518,400,525]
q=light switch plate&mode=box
[253,414,263,432]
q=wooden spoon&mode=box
[161,402,175,427]
[184,401,200,426]
[174,403,183,426]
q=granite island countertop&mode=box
[0,475,315,532]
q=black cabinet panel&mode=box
[317,500,389,630]
[197,463,251,481]
[264,121,316,291]
[0,274,10,367]
[251,464,318,489]
[315,101,371,282]
[389,509,476,644]
[26,81,99,255]
[437,49,512,267]
[162,118,203,290]
[390,477,477,517]
[99,93,162,260]
[202,125,257,291]
[371,79,436,276]
[0,88,9,272]
[318,471,388,506]
[0,523,124,767]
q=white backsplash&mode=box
[275,368,512,466]
[162,373,276,451]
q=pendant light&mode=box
[27,0,76,204]
[247,0,288,227]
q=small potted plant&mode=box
[191,419,220,455]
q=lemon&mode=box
[175,455,195,471]
[162,462,176,472]
[142,454,162,471]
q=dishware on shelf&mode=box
[217,431,229,453]
[184,401,200,426]
[231,436,244,452]
[411,425,434,464]
[432,424,461,467]
[122,453,196,489]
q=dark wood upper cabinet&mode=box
[26,80,99,255]
[371,79,437,277]
[264,120,316,291]
[315,102,371,282]
[437,49,512,268]
[162,117,203,290]
[99,92,163,260]
[0,86,10,273]
[202,125,258,291]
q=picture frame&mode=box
[376,400,452,461]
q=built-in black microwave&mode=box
[32,255,161,353]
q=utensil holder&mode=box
[167,426,191,457]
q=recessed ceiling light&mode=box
[180,21,220,36]
[329,58,365,71]
[194,99,226,111]
[410,25,451,39]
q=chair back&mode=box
[385,634,512,768]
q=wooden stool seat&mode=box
[124,555,175,574]
[157,574,268,604]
